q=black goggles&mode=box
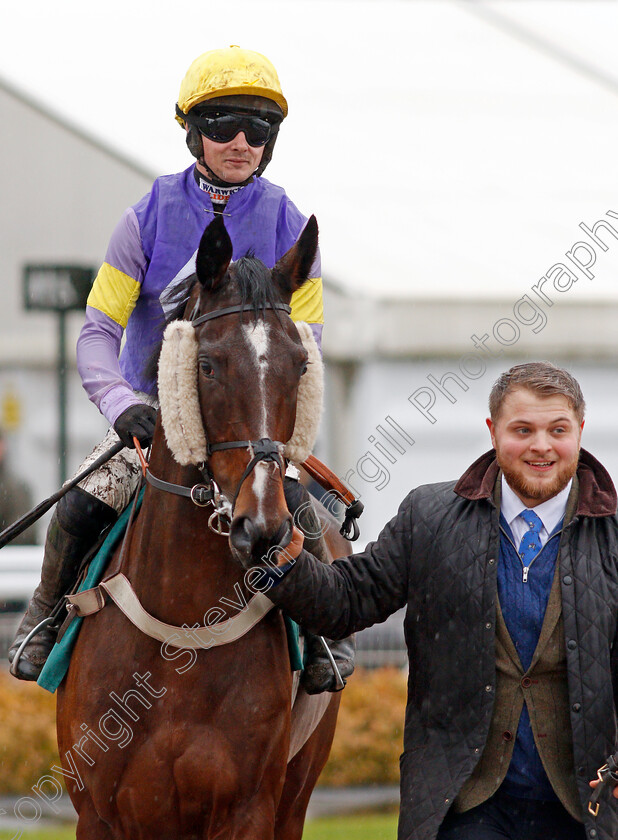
[189,112,275,147]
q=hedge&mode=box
[0,672,60,794]
[319,667,407,786]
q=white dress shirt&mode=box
[500,475,572,548]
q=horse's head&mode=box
[158,215,321,567]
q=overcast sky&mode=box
[2,0,618,299]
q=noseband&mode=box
[147,301,293,534]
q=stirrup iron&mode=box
[318,635,346,691]
[9,616,57,678]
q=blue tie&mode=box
[517,509,543,583]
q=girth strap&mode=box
[67,573,275,649]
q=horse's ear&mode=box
[272,216,318,300]
[195,216,234,291]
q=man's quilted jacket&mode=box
[268,448,618,840]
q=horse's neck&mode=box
[122,439,246,624]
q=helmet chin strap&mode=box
[197,160,256,189]
[185,122,279,185]
[186,124,256,188]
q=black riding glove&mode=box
[113,404,157,448]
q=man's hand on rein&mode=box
[114,404,157,448]
[275,525,305,566]
[589,778,618,798]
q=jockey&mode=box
[8,46,354,693]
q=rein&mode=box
[147,300,292,534]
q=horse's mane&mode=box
[143,254,282,397]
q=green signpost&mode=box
[23,265,94,484]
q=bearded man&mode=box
[259,361,618,840]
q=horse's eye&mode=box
[200,360,214,377]
[300,364,308,376]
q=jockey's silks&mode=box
[78,165,323,425]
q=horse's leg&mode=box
[274,694,341,840]
[204,757,287,840]
[75,799,117,840]
[219,810,277,840]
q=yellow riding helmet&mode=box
[175,45,288,125]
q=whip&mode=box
[0,440,125,549]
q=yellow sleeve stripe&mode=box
[86,263,141,329]
[290,277,324,325]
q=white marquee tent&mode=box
[2,0,618,302]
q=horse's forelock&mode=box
[145,255,281,395]
[232,255,281,318]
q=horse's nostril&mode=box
[229,515,294,567]
[229,517,257,555]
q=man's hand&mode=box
[113,404,157,448]
[275,525,305,566]
[589,778,618,798]
[589,762,618,817]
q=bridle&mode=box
[190,301,291,329]
[146,300,294,536]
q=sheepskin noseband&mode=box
[158,319,324,466]
[158,321,207,466]
[283,321,324,464]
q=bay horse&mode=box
[56,215,349,839]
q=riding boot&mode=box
[8,487,117,681]
[300,632,356,695]
[283,475,356,694]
